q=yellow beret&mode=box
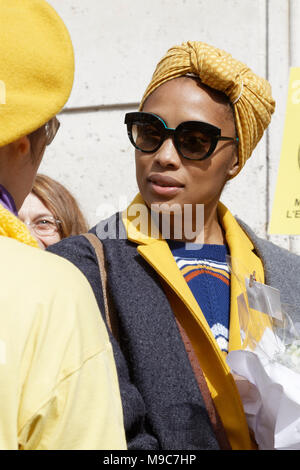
[0,0,74,147]
[140,41,275,176]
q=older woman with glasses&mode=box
[48,41,300,450]
[19,174,89,248]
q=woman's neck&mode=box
[158,201,225,245]
[203,207,225,245]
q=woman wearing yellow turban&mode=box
[49,41,300,450]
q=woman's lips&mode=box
[147,174,184,196]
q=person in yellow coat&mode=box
[48,41,300,450]
[0,0,126,450]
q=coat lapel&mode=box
[218,202,265,351]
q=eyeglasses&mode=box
[125,112,238,161]
[24,216,61,236]
[45,116,60,146]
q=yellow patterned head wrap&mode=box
[140,41,275,176]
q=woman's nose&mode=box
[152,138,181,168]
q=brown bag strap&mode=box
[82,233,119,341]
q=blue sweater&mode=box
[168,242,230,353]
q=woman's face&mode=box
[18,192,61,248]
[135,77,239,215]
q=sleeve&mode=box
[48,234,159,450]
[17,263,127,450]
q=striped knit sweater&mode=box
[168,241,230,353]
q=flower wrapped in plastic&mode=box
[226,256,300,450]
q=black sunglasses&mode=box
[125,112,238,161]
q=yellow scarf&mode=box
[0,203,40,248]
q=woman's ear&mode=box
[0,136,31,170]
[12,136,31,159]
[227,150,239,178]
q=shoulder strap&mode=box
[82,233,119,341]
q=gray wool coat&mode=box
[48,213,300,450]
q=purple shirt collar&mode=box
[0,184,18,216]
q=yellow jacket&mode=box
[123,194,265,450]
[0,235,126,450]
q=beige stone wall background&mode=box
[40,0,300,252]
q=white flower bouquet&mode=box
[226,256,300,450]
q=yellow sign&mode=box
[269,68,300,235]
